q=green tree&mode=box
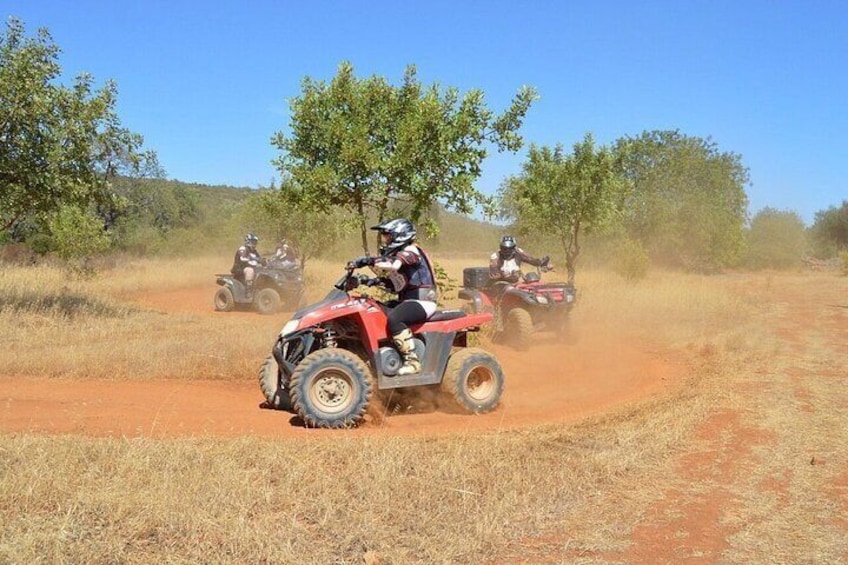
[614,130,749,271]
[0,18,158,236]
[810,200,848,257]
[745,207,807,269]
[271,62,537,253]
[48,204,110,263]
[498,134,627,284]
[243,182,350,272]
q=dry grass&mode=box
[1,258,847,563]
[0,258,278,380]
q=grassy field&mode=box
[1,257,846,563]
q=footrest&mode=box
[429,309,466,322]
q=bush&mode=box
[613,238,649,281]
[745,208,806,269]
[48,205,111,273]
[840,251,848,276]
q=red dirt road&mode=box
[0,286,682,438]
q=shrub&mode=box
[613,238,649,281]
[745,208,806,269]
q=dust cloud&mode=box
[0,286,682,438]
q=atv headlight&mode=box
[535,295,549,304]
[565,294,575,303]
[280,319,301,337]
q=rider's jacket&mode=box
[489,248,545,284]
[231,245,262,276]
[373,244,438,302]
[272,245,299,270]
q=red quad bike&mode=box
[461,265,577,350]
[259,266,505,429]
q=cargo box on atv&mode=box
[463,267,491,290]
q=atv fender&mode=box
[217,276,249,303]
[458,288,489,314]
[502,288,544,309]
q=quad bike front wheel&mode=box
[441,348,505,414]
[214,287,235,312]
[254,288,282,315]
[258,355,292,411]
[289,349,374,429]
[504,307,533,350]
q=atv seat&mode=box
[429,309,466,322]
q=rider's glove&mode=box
[541,255,550,266]
[352,256,376,268]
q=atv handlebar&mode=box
[335,266,386,292]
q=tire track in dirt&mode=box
[608,274,848,563]
[0,285,683,438]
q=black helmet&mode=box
[371,218,416,254]
[499,235,517,259]
[244,233,259,249]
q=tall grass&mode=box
[0,398,713,564]
[1,258,846,563]
[0,257,745,380]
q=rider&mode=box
[489,235,551,284]
[272,238,299,269]
[231,233,263,299]
[349,218,437,376]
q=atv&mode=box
[259,265,504,428]
[214,257,304,315]
[461,265,577,350]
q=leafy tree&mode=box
[0,18,158,236]
[614,130,749,271]
[271,62,537,253]
[810,200,848,257]
[243,182,350,271]
[116,178,201,232]
[745,207,806,269]
[497,134,626,284]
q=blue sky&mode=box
[5,0,847,224]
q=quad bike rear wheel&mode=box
[504,307,533,350]
[258,355,292,411]
[214,287,235,312]
[254,288,282,315]
[441,348,505,414]
[289,349,374,429]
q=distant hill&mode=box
[149,179,505,259]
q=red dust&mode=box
[0,286,682,438]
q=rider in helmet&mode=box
[489,235,551,284]
[232,233,263,299]
[348,218,438,376]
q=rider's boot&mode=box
[245,280,255,301]
[393,328,421,376]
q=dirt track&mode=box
[0,285,682,438]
